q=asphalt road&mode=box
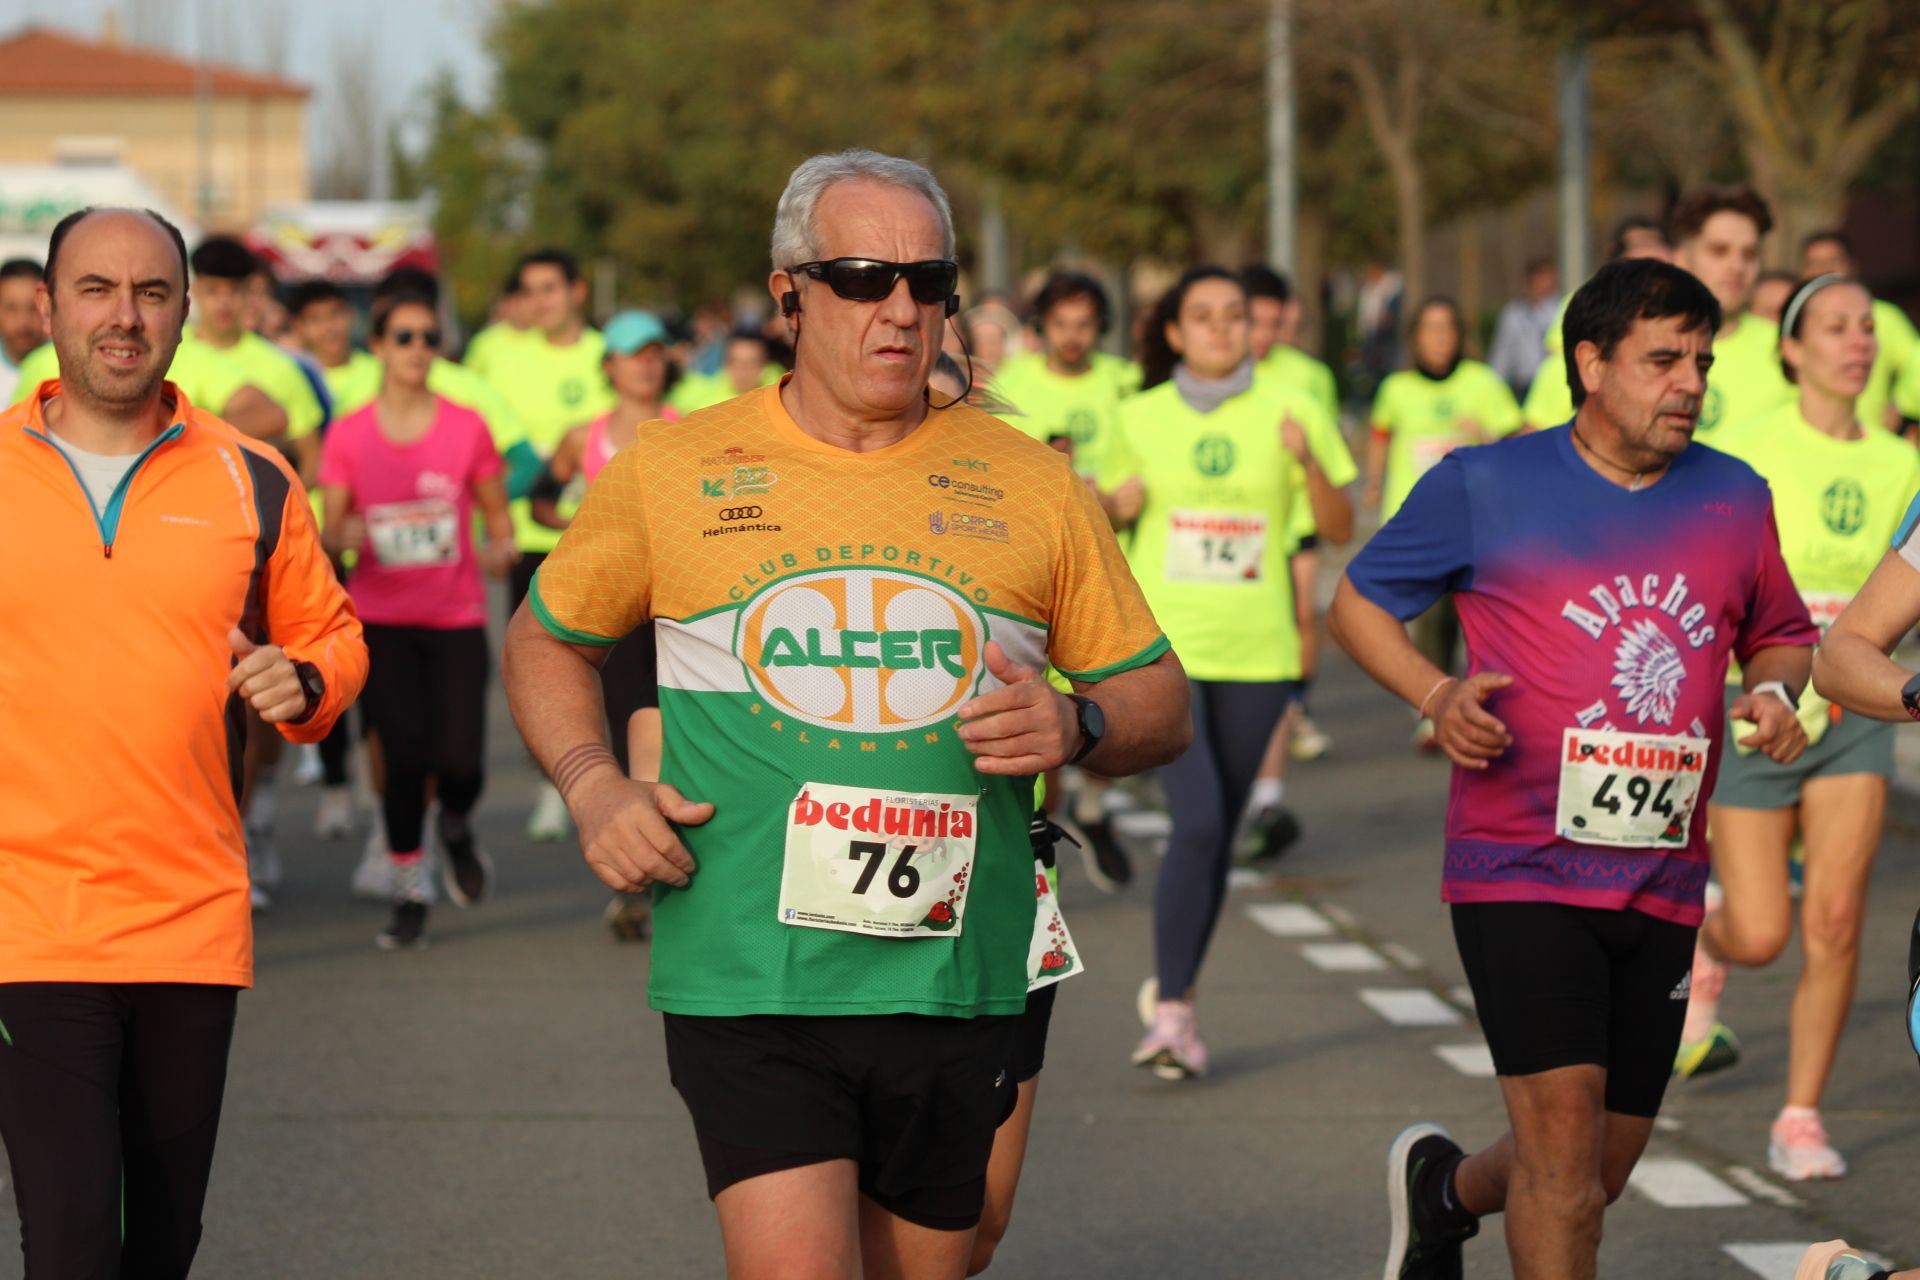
[4,626,1919,1278]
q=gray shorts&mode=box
[1711,687,1895,810]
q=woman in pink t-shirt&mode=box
[529,309,677,942]
[319,291,517,950]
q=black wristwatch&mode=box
[1901,671,1920,722]
[1067,695,1106,765]
[288,660,325,725]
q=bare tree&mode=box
[314,26,385,200]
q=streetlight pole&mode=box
[1265,0,1296,274]
[1556,37,1592,287]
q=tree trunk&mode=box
[1385,134,1425,308]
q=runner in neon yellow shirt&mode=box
[1800,229,1920,431]
[665,328,780,413]
[1682,276,1920,1180]
[461,270,534,381]
[1104,266,1348,1079]
[1242,264,1355,780]
[1671,186,1792,435]
[287,281,383,417]
[989,272,1136,482]
[1365,300,1522,521]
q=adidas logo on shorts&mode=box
[1670,971,1692,1001]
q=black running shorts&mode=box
[1451,900,1696,1117]
[664,1011,1018,1230]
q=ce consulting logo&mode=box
[734,567,989,734]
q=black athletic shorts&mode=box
[600,625,659,776]
[664,1011,1019,1231]
[1451,900,1695,1118]
[1009,983,1057,1085]
[508,550,546,616]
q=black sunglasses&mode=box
[389,328,442,348]
[789,258,959,305]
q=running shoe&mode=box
[292,742,325,786]
[1788,834,1805,898]
[1074,814,1132,889]
[1131,1000,1208,1080]
[604,893,653,942]
[247,825,283,891]
[527,781,572,843]
[1240,804,1303,866]
[1136,976,1159,1029]
[1290,713,1332,761]
[1673,1022,1741,1079]
[376,901,429,951]
[436,811,494,908]
[314,786,354,840]
[1769,1107,1847,1181]
[351,817,393,900]
[249,883,272,913]
[1412,718,1439,752]
[1383,1123,1476,1280]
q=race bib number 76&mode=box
[1556,728,1711,850]
[777,783,978,938]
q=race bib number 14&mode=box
[1556,728,1711,850]
[778,783,978,938]
[1165,509,1266,584]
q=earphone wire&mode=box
[927,303,973,411]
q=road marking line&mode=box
[1359,988,1462,1027]
[1246,903,1333,937]
[1300,942,1387,972]
[1433,1044,1495,1077]
[1113,811,1171,839]
[1319,903,1359,928]
[1722,1166,1803,1208]
[1723,1243,1888,1279]
[1451,985,1475,1008]
[1628,1158,1748,1207]
[1379,942,1423,969]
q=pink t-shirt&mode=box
[319,396,502,629]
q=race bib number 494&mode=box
[777,783,978,938]
[1556,728,1711,850]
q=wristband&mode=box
[1751,679,1797,712]
[1900,671,1920,721]
[1417,676,1457,720]
[552,743,620,800]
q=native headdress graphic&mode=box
[1611,619,1684,726]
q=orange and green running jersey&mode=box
[531,382,1168,1017]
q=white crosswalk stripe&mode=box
[1358,988,1461,1027]
[1300,942,1387,972]
[1628,1158,1748,1207]
[1245,903,1333,937]
[1433,1043,1495,1077]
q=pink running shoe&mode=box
[1131,1000,1209,1080]
[1769,1107,1847,1181]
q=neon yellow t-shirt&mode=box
[476,328,615,552]
[986,352,1137,481]
[1247,365,1355,545]
[10,340,246,419]
[1710,401,1920,626]
[531,384,1167,1016]
[182,329,325,440]
[1522,297,1575,429]
[1105,381,1306,682]
[1701,315,1792,436]
[1371,360,1522,520]
[462,323,531,382]
[322,350,384,418]
[1258,343,1339,424]
[668,366,782,415]
[1861,298,1918,430]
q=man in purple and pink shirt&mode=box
[1333,258,1817,1280]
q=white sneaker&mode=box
[527,782,572,842]
[351,818,393,901]
[314,787,354,840]
[1769,1107,1847,1181]
[1136,976,1159,1029]
[247,827,283,891]
[292,743,325,786]
[249,883,273,912]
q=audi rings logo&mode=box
[718,506,764,521]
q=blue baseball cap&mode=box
[603,309,670,355]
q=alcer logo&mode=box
[736,569,987,732]
[1821,478,1866,536]
[1193,435,1237,477]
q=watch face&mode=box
[1080,697,1106,740]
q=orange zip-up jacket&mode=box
[0,380,367,987]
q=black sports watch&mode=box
[1067,695,1106,765]
[288,660,325,725]
[1901,671,1920,722]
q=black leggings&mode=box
[361,624,490,854]
[1154,678,1296,995]
[0,982,239,1280]
[600,626,659,777]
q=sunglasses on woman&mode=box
[787,258,959,306]
[388,328,442,348]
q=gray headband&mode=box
[1779,272,1850,344]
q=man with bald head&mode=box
[0,207,366,1277]
[505,151,1189,1277]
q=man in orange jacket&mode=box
[0,206,367,1278]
